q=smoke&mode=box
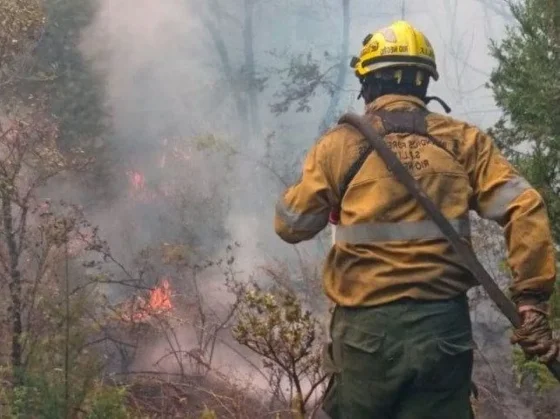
[75,2,215,261]
[69,1,546,416]
[80,0,200,132]
[76,0,510,260]
[75,0,511,342]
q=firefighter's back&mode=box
[320,96,479,419]
[323,94,480,309]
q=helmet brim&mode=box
[361,61,439,81]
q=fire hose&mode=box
[337,112,560,383]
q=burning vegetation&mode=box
[117,277,174,324]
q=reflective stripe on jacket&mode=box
[274,94,557,307]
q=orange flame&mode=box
[126,169,159,202]
[128,170,145,190]
[120,277,173,323]
[147,278,172,313]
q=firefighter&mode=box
[273,20,558,418]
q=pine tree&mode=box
[488,0,560,392]
[488,0,560,243]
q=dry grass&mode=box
[123,372,296,418]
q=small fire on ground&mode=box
[118,278,173,323]
[126,169,174,201]
[128,170,146,190]
[126,170,155,202]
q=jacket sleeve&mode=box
[274,136,338,244]
[467,128,557,305]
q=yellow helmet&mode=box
[350,20,439,81]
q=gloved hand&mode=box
[328,209,340,225]
[510,302,559,364]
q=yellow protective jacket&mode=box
[274,94,557,308]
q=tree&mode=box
[488,0,560,244]
[0,109,141,418]
[0,109,87,374]
[196,0,267,142]
[269,0,352,132]
[0,0,45,84]
[1,0,114,206]
[318,0,350,133]
[486,0,560,409]
[232,276,327,418]
[38,0,115,203]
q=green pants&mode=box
[321,294,475,419]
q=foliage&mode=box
[269,51,340,116]
[232,279,326,417]
[487,0,560,243]
[267,0,351,132]
[38,0,116,203]
[39,0,106,142]
[512,347,559,393]
[199,406,218,419]
[2,371,132,419]
[0,241,134,418]
[0,106,136,418]
[0,0,45,80]
[487,0,560,395]
[2,0,113,205]
[85,384,132,419]
[0,109,90,372]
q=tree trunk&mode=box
[243,0,260,141]
[318,0,350,133]
[3,195,23,381]
[201,0,249,138]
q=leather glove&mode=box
[510,302,559,364]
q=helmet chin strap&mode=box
[357,78,365,100]
[424,96,452,113]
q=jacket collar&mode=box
[365,94,427,114]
